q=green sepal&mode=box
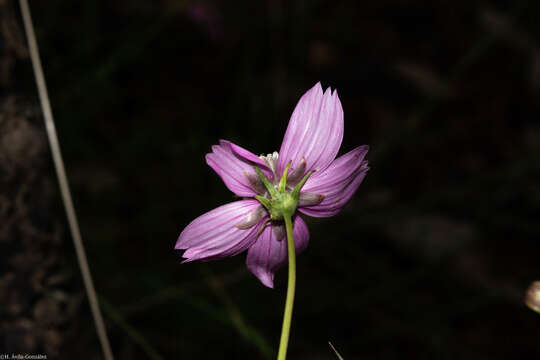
[254,166,277,197]
[291,170,315,199]
[255,195,272,210]
[279,161,292,192]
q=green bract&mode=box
[254,163,314,220]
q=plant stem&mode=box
[277,215,296,360]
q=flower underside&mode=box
[176,82,370,289]
[237,151,324,240]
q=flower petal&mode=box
[206,140,272,197]
[277,82,344,177]
[246,216,309,288]
[176,200,263,261]
[228,141,269,169]
[299,145,369,218]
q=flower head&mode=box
[175,83,369,288]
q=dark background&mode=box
[2,0,540,359]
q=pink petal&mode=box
[228,142,269,169]
[176,200,263,261]
[277,82,344,177]
[299,145,369,218]
[206,140,272,197]
[246,216,309,288]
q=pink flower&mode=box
[175,83,369,288]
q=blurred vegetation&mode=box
[3,0,540,358]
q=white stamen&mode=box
[259,151,279,177]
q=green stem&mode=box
[277,214,296,360]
